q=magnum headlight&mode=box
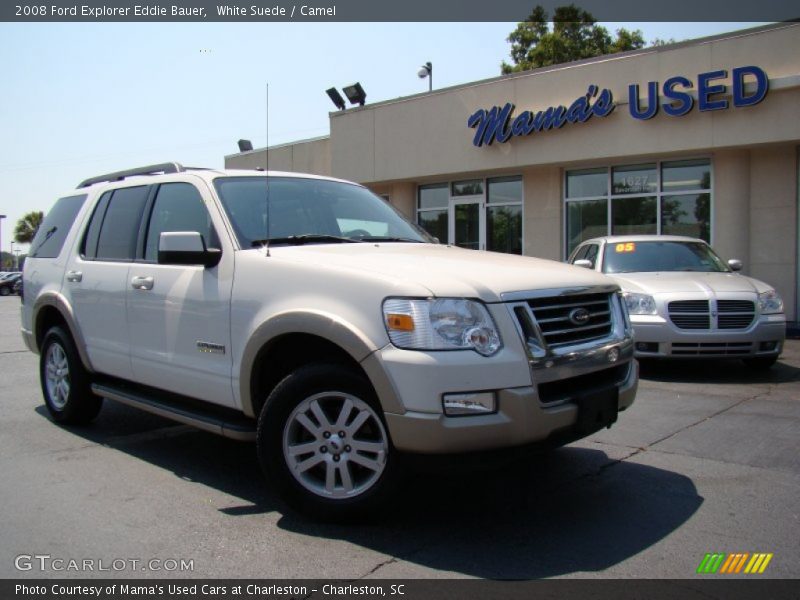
[623,292,657,315]
[383,298,502,356]
[758,289,784,314]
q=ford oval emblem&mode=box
[569,307,591,325]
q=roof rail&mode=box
[77,162,185,188]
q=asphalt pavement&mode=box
[0,296,798,579]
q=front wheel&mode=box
[257,364,400,521]
[40,326,103,424]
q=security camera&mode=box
[418,67,429,79]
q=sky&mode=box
[0,21,767,255]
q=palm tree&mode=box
[14,211,44,244]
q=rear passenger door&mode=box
[126,181,235,408]
[66,185,150,379]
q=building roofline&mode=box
[330,21,797,116]
[224,134,330,160]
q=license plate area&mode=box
[575,387,619,434]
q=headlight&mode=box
[622,292,657,315]
[758,289,784,314]
[383,298,502,356]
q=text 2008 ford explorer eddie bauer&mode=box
[21,163,638,519]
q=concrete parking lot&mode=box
[0,295,798,579]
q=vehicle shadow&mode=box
[638,356,800,385]
[35,401,703,579]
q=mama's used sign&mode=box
[468,66,768,148]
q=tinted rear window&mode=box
[28,194,87,259]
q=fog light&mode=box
[759,341,778,352]
[443,392,496,416]
[636,342,658,353]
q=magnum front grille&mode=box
[668,299,755,330]
[526,292,613,348]
[671,342,753,356]
[717,300,755,330]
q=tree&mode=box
[14,211,44,244]
[501,4,645,74]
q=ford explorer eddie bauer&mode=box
[21,163,638,519]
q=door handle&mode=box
[66,270,82,283]
[131,276,154,291]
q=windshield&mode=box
[603,241,729,274]
[214,176,432,247]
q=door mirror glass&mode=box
[158,232,221,268]
[573,259,594,269]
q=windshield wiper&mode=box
[358,236,421,243]
[251,234,361,247]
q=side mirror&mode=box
[573,259,593,269]
[728,259,743,272]
[158,232,221,268]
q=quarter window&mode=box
[28,194,87,259]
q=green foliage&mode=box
[14,211,44,244]
[501,4,646,74]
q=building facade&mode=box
[226,23,800,321]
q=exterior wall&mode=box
[522,166,561,261]
[330,24,800,184]
[748,145,798,319]
[224,137,331,176]
[367,181,416,219]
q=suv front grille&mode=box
[668,299,755,330]
[526,292,613,348]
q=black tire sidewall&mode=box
[40,326,100,424]
[257,363,399,520]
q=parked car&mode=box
[568,235,785,369]
[0,272,21,296]
[22,162,638,519]
[13,277,23,297]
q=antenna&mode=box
[264,82,271,258]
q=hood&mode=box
[265,243,616,302]
[609,271,773,295]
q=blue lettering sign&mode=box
[732,65,768,107]
[662,76,694,117]
[628,82,659,120]
[467,85,615,147]
[698,69,729,111]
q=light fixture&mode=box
[342,82,367,106]
[418,61,432,92]
[326,87,346,111]
[237,139,253,152]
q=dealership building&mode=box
[225,23,800,322]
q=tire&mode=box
[257,363,400,521]
[0,286,10,296]
[742,356,778,371]
[40,326,103,425]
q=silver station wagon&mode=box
[569,235,786,369]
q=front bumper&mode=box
[631,314,786,358]
[376,340,637,454]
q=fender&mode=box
[32,292,95,373]
[238,310,403,418]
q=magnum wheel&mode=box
[257,364,399,520]
[40,326,102,424]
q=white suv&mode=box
[21,163,638,519]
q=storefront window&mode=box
[565,159,712,255]
[612,196,657,235]
[418,184,449,243]
[612,164,657,195]
[568,200,608,251]
[566,168,606,198]
[417,176,522,254]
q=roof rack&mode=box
[77,162,185,188]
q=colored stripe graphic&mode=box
[720,553,749,573]
[697,553,726,574]
[744,553,774,574]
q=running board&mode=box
[91,383,256,442]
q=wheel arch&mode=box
[239,310,399,419]
[33,293,94,373]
